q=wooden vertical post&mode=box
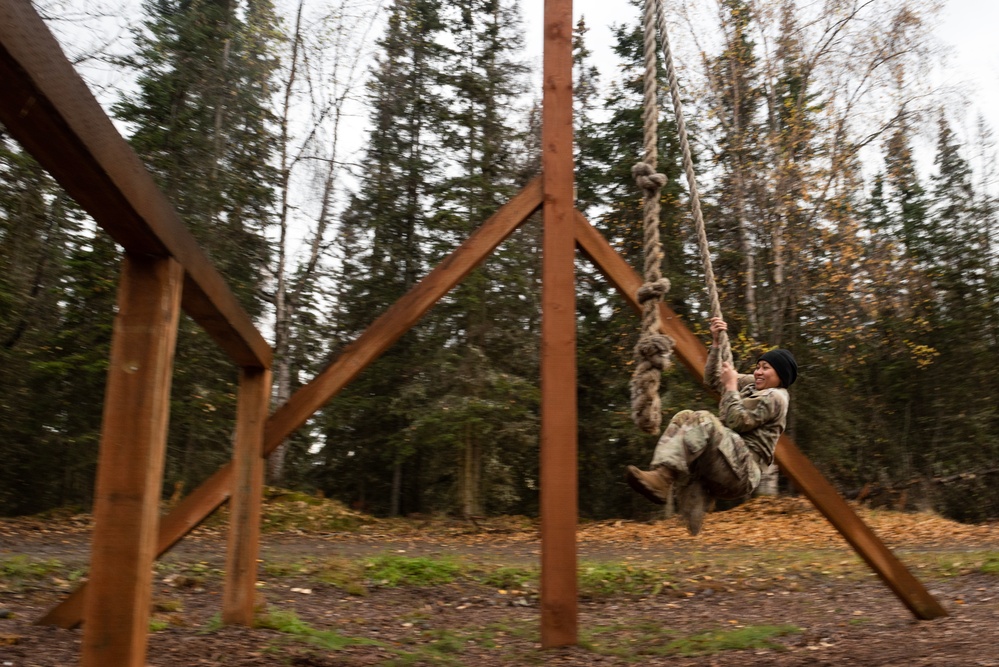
[81,254,183,667]
[540,0,578,648]
[222,366,271,625]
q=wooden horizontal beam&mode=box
[0,0,271,369]
[573,211,946,621]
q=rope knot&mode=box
[636,278,671,305]
[634,334,674,369]
[631,162,667,192]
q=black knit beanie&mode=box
[758,349,797,388]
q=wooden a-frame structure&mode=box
[1,0,945,664]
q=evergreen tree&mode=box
[114,0,278,308]
[707,0,765,338]
[572,16,603,214]
[0,133,116,514]
[758,0,822,345]
[917,114,999,520]
[112,0,281,492]
[318,0,538,518]
[879,123,932,262]
[316,0,451,516]
[426,0,536,517]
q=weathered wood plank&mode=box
[574,212,946,621]
[81,255,183,667]
[223,367,271,625]
[0,0,270,369]
[539,0,578,649]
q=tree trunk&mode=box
[390,462,402,517]
[460,424,481,518]
[728,44,759,337]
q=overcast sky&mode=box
[53,0,999,189]
[521,0,999,186]
[525,0,999,104]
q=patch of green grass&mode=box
[981,554,999,575]
[267,554,531,595]
[250,548,999,610]
[310,556,368,594]
[262,560,310,577]
[153,597,184,613]
[581,621,801,660]
[667,624,800,656]
[364,554,463,587]
[578,561,670,597]
[475,565,537,589]
[66,567,87,582]
[149,618,170,632]
[256,609,384,651]
[200,613,224,634]
[383,630,466,666]
[384,622,537,666]
[184,561,223,578]
[0,555,64,580]
[901,551,999,578]
[0,555,68,591]
[252,555,369,594]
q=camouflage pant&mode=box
[650,410,762,499]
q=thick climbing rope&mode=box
[630,0,675,435]
[630,0,733,435]
[652,0,732,369]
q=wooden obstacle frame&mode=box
[0,0,945,664]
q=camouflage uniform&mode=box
[650,343,789,499]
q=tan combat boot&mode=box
[625,465,674,505]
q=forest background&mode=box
[2,0,998,524]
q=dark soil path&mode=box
[2,497,998,666]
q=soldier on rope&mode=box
[626,317,798,535]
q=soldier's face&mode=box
[754,360,781,390]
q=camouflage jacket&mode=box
[704,343,789,466]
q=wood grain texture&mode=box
[539,0,578,649]
[223,367,271,625]
[80,255,183,667]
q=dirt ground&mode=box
[1,497,998,666]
